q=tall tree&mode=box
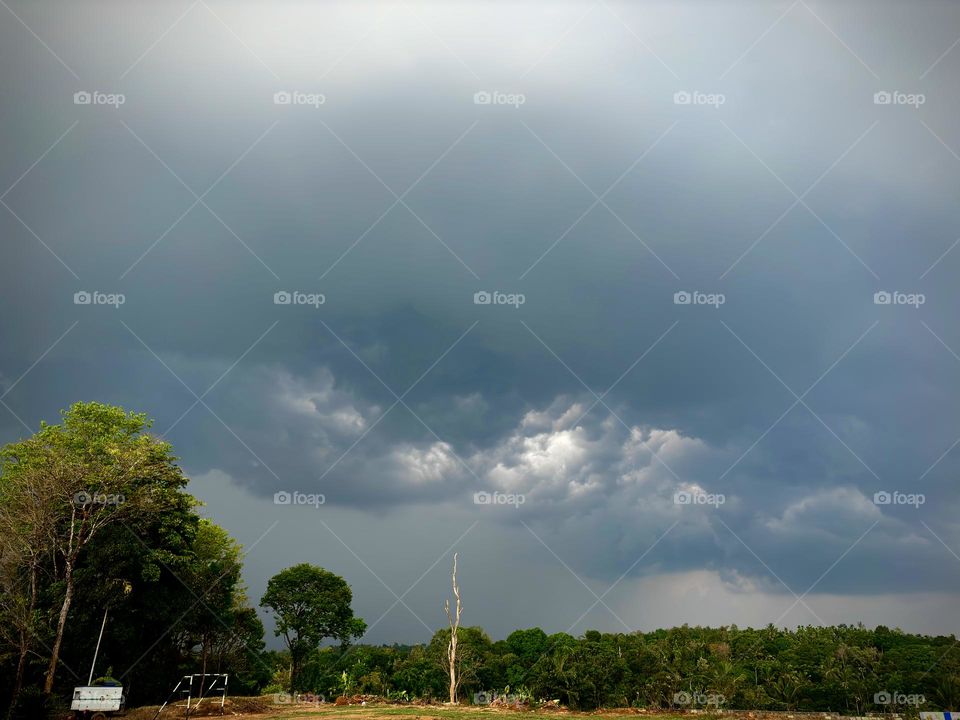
[260,564,365,692]
[0,462,56,708]
[181,520,243,677]
[0,402,187,693]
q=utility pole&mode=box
[88,606,109,685]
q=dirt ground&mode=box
[129,699,894,720]
[127,701,694,720]
[238,706,691,720]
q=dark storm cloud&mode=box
[2,0,960,637]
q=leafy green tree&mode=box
[1,402,267,709]
[0,402,187,694]
[708,658,746,706]
[506,628,548,668]
[768,669,808,709]
[205,603,270,694]
[260,564,366,692]
[0,469,53,709]
[932,673,960,710]
[60,480,210,703]
[180,520,243,676]
[823,643,881,714]
[391,645,445,699]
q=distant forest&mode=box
[290,623,960,713]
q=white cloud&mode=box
[472,397,718,511]
[765,486,882,537]
[390,441,461,485]
[268,366,377,438]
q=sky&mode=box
[2,0,960,647]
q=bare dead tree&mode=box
[443,552,462,704]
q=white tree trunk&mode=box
[444,553,462,704]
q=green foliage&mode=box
[0,402,269,710]
[6,686,64,720]
[526,634,628,709]
[271,624,960,713]
[260,563,366,692]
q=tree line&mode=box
[292,623,960,713]
[2,402,959,717]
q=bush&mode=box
[8,687,65,720]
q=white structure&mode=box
[70,685,124,713]
[152,674,228,719]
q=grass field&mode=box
[254,707,688,720]
[130,702,695,720]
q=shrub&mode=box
[8,687,65,720]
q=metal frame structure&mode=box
[152,673,228,719]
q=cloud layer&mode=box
[2,0,960,639]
